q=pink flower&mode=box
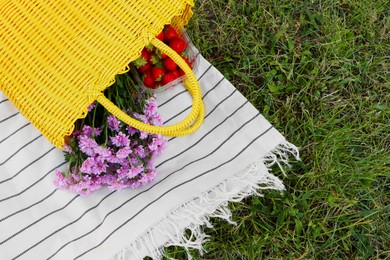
[108,115,121,132]
[126,181,142,189]
[80,157,96,174]
[117,165,143,179]
[139,170,157,185]
[99,174,116,185]
[108,180,127,191]
[95,146,112,159]
[117,165,130,180]
[134,145,146,158]
[148,136,166,153]
[150,114,163,126]
[130,156,139,165]
[78,135,98,156]
[139,131,148,140]
[53,170,68,189]
[145,98,157,117]
[110,132,130,147]
[82,125,101,137]
[94,160,108,175]
[64,144,73,153]
[87,102,96,112]
[126,125,138,136]
[106,154,121,164]
[116,147,132,159]
[128,165,144,178]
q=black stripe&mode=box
[164,79,231,143]
[0,99,9,104]
[0,112,19,124]
[0,189,57,223]
[159,116,270,181]
[204,89,237,120]
[194,63,213,82]
[163,77,225,124]
[158,64,213,108]
[0,135,42,166]
[164,77,225,124]
[156,96,246,168]
[167,136,176,142]
[154,77,228,143]
[13,191,116,259]
[0,195,79,246]
[74,124,274,259]
[46,113,267,260]
[0,123,30,144]
[0,147,56,184]
[0,162,67,203]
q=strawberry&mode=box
[133,49,149,69]
[163,57,178,71]
[181,56,193,69]
[151,67,165,81]
[138,62,152,73]
[144,45,154,54]
[177,55,193,76]
[178,68,185,76]
[169,38,186,53]
[155,49,168,60]
[133,57,147,69]
[143,71,155,88]
[171,69,180,79]
[149,54,163,65]
[156,31,164,41]
[163,25,178,42]
[141,49,149,60]
[162,72,178,85]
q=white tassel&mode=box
[111,140,300,260]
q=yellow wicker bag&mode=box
[0,0,204,149]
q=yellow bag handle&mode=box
[96,37,205,136]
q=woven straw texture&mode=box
[0,0,195,149]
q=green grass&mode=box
[161,0,390,259]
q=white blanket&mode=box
[0,55,298,259]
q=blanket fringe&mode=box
[112,140,299,260]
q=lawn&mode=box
[163,0,389,259]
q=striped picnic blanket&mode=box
[0,54,298,259]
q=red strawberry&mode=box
[141,49,149,60]
[171,69,180,79]
[151,67,165,81]
[143,71,155,88]
[169,38,186,53]
[138,62,152,73]
[144,45,154,54]
[155,49,168,60]
[163,25,178,42]
[156,31,164,41]
[177,56,193,76]
[178,68,185,76]
[181,56,193,69]
[163,57,178,71]
[149,54,161,65]
[133,57,147,69]
[133,49,149,69]
[162,72,178,85]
